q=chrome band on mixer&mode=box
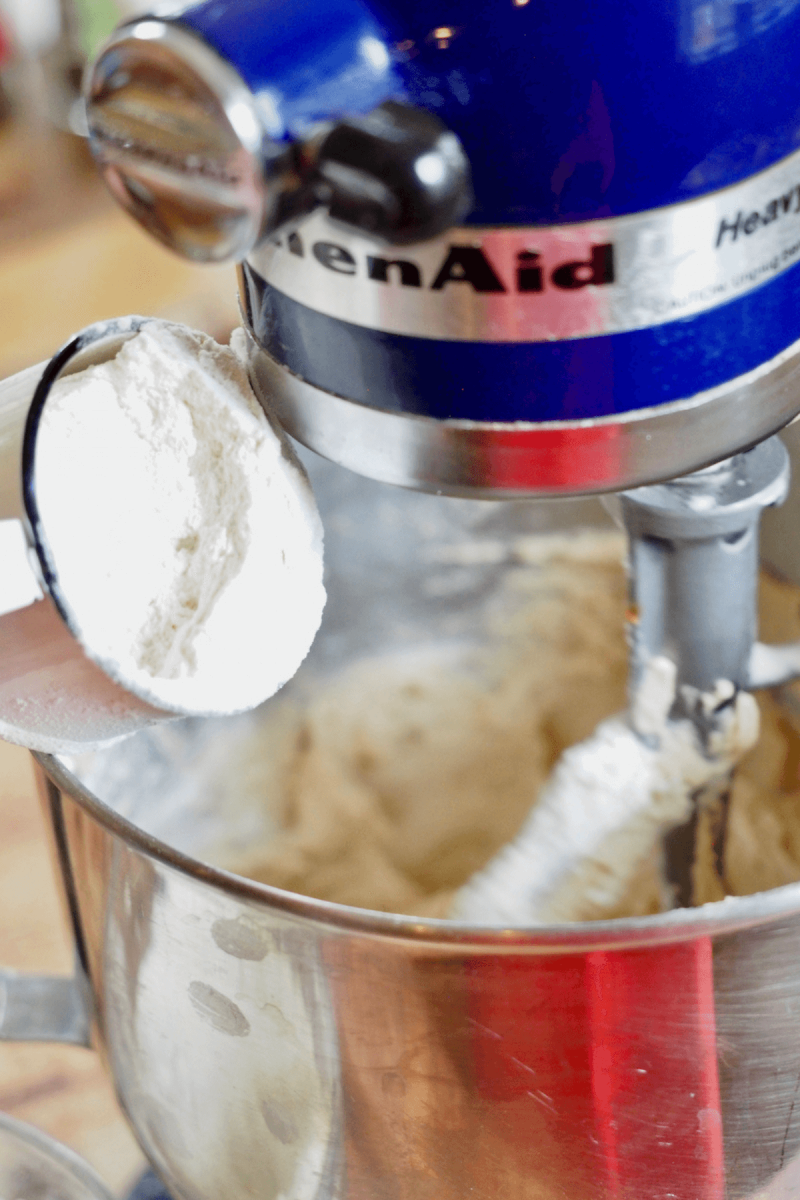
[250,145,800,342]
[247,331,800,496]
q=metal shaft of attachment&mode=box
[619,436,790,906]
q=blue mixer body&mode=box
[178,0,800,425]
[181,0,800,220]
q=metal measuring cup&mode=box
[0,316,186,753]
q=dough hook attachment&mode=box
[620,436,795,904]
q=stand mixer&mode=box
[83,0,800,896]
[5,4,800,1200]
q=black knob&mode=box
[313,101,473,244]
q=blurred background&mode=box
[0,0,240,1187]
[0,0,240,375]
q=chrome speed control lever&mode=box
[85,20,472,263]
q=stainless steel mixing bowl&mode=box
[0,1112,114,1200]
[4,449,800,1200]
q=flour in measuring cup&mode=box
[34,322,326,715]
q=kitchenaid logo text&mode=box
[715,181,800,248]
[255,149,800,343]
[273,231,615,293]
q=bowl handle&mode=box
[0,968,91,1046]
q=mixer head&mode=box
[83,0,800,499]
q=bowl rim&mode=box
[35,748,800,953]
[0,1110,115,1200]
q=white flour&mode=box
[450,658,760,923]
[34,322,326,714]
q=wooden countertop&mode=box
[0,128,241,1195]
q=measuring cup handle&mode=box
[0,361,45,522]
[0,968,91,1046]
